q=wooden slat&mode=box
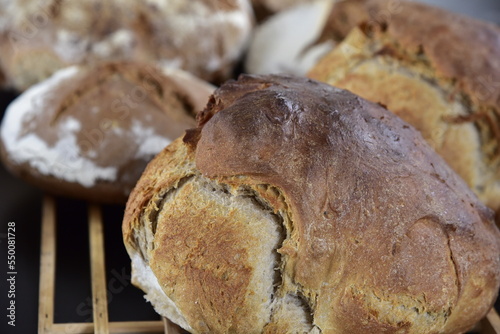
[38,196,57,333]
[486,308,500,334]
[163,318,184,334]
[88,204,110,333]
[51,320,165,333]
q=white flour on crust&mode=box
[0,66,118,187]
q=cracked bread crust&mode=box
[123,74,500,333]
[0,61,214,203]
[309,0,500,221]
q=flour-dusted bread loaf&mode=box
[0,62,214,203]
[0,0,253,90]
[308,0,500,222]
[123,74,500,333]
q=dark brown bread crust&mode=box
[124,74,500,333]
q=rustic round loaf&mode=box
[308,0,500,223]
[0,62,214,203]
[0,0,253,90]
[123,75,500,333]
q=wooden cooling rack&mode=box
[36,195,500,334]
[37,195,185,334]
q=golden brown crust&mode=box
[124,74,500,333]
[309,0,500,218]
[318,0,370,43]
[123,137,197,248]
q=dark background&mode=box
[0,1,500,333]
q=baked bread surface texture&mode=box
[309,0,500,221]
[0,62,214,203]
[123,74,500,333]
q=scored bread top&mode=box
[124,74,500,333]
[0,61,214,203]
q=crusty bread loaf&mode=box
[0,61,214,203]
[308,0,500,222]
[0,0,253,90]
[123,74,500,333]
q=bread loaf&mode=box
[123,74,500,333]
[308,0,500,222]
[0,62,214,203]
[0,0,253,90]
